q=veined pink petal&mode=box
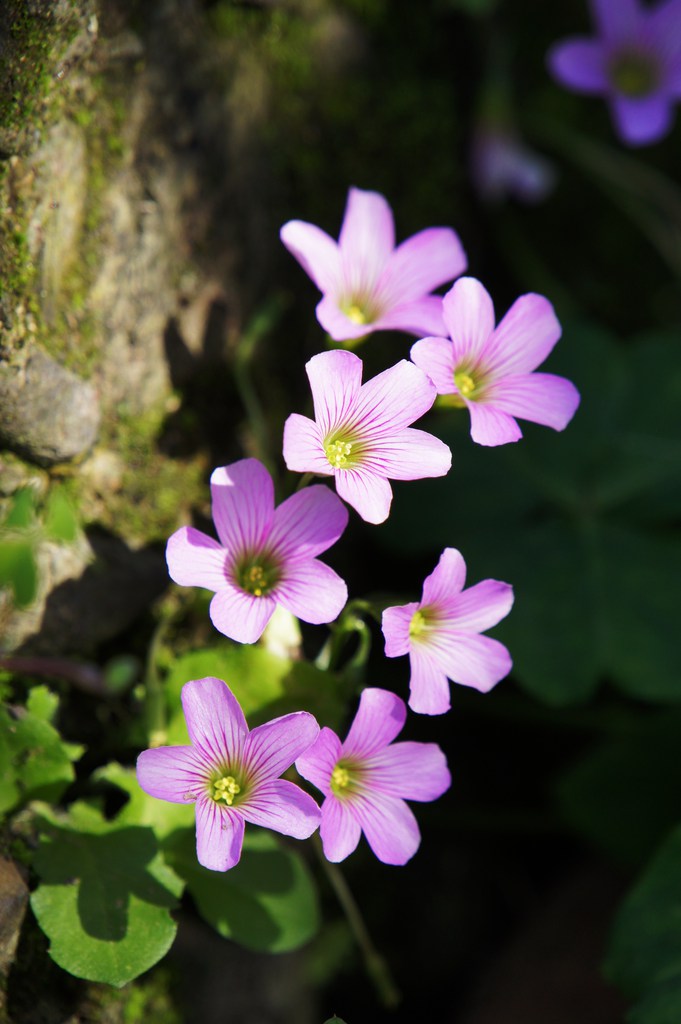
[342,688,406,759]
[353,792,421,865]
[306,350,364,434]
[181,677,248,766]
[487,373,581,431]
[445,578,514,632]
[282,413,332,476]
[483,293,561,376]
[240,779,321,838]
[374,296,449,338]
[351,360,436,436]
[363,427,452,481]
[210,459,274,553]
[429,631,512,693]
[410,336,457,394]
[166,527,227,591]
[136,746,207,803]
[377,227,467,305]
[280,219,342,295]
[268,485,348,561]
[295,727,342,797]
[209,587,276,643]
[467,402,523,446]
[382,603,419,658]
[610,93,674,145]
[442,277,496,367]
[421,547,467,605]
[338,187,395,296]
[244,711,320,783]
[548,38,609,93]
[276,558,348,625]
[316,295,379,341]
[319,796,362,862]
[195,795,244,871]
[335,469,393,524]
[367,741,451,802]
[408,647,452,715]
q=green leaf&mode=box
[93,762,194,841]
[31,801,183,987]
[3,487,38,530]
[166,826,319,953]
[43,487,79,543]
[0,538,37,607]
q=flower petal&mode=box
[408,647,452,715]
[363,427,452,481]
[240,779,321,838]
[547,38,609,93]
[210,459,274,553]
[441,277,496,368]
[610,94,675,146]
[244,711,320,782]
[382,602,420,658]
[306,350,364,435]
[181,677,248,766]
[276,558,348,625]
[280,219,342,294]
[446,578,514,632]
[342,688,406,759]
[467,402,523,446]
[353,792,421,865]
[296,726,343,797]
[410,336,457,394]
[338,187,395,295]
[377,227,467,305]
[592,0,640,42]
[374,296,449,338]
[195,795,245,871]
[136,746,206,803]
[421,547,467,605]
[487,373,581,431]
[209,587,276,643]
[367,741,451,802]
[352,359,436,435]
[335,469,393,524]
[166,527,227,591]
[430,631,513,693]
[483,293,562,377]
[282,413,332,476]
[319,796,362,862]
[269,485,348,560]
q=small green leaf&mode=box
[0,539,38,607]
[43,488,79,543]
[166,826,319,953]
[3,487,38,530]
[31,801,183,987]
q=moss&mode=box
[81,969,182,1024]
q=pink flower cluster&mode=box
[137,187,580,872]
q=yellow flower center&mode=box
[454,370,476,398]
[345,303,368,326]
[237,559,278,597]
[609,51,658,98]
[325,439,353,469]
[212,775,241,805]
[409,610,427,638]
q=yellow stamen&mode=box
[245,565,267,597]
[454,370,476,397]
[212,775,241,805]
[331,765,350,791]
[346,304,367,325]
[325,439,353,468]
[409,610,427,638]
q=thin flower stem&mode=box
[312,834,401,1009]
[295,471,314,491]
[145,617,169,747]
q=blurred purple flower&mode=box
[280,186,467,342]
[382,548,514,715]
[471,124,556,204]
[166,458,348,643]
[548,0,681,146]
[137,676,321,871]
[296,688,451,864]
[283,349,452,524]
[410,276,580,447]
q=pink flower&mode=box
[280,186,467,342]
[166,458,348,643]
[136,677,321,871]
[295,688,451,865]
[382,548,514,715]
[410,276,580,447]
[547,0,681,146]
[282,350,452,525]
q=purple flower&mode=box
[136,676,321,871]
[295,688,451,865]
[283,350,452,524]
[471,124,556,205]
[382,548,514,715]
[166,458,348,643]
[280,186,467,342]
[410,276,580,447]
[548,0,681,146]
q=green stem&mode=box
[312,835,401,1009]
[145,617,169,747]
